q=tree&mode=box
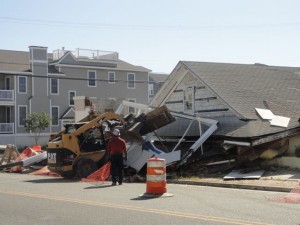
[25,112,51,145]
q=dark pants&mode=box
[110,154,124,183]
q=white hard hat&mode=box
[112,129,120,136]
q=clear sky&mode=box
[1,0,300,73]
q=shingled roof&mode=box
[181,61,300,139]
[152,61,300,141]
[182,61,300,120]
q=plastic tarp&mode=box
[81,162,111,184]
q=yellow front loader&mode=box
[47,112,125,178]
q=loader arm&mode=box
[73,112,125,137]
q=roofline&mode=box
[180,61,247,120]
[56,51,77,64]
[0,70,32,75]
[149,62,183,106]
[48,73,65,76]
[50,63,150,72]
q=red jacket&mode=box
[107,136,126,156]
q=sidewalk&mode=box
[169,169,300,193]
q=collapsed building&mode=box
[147,61,300,173]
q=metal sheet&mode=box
[127,147,153,172]
[255,108,275,120]
[270,115,290,128]
[156,150,181,165]
[223,170,265,180]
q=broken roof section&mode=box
[149,61,300,146]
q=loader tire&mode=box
[76,158,97,178]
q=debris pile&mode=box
[0,145,47,173]
[174,137,292,180]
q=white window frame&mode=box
[18,105,27,127]
[108,71,115,83]
[51,106,59,126]
[127,73,135,89]
[128,98,136,114]
[18,76,27,94]
[50,78,59,95]
[69,91,76,106]
[87,70,97,87]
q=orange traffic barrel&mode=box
[146,157,167,194]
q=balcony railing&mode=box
[0,90,14,101]
[0,123,14,134]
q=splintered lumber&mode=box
[0,145,20,166]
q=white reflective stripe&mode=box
[147,161,165,167]
[147,175,166,181]
[153,169,164,174]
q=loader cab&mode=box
[78,125,107,152]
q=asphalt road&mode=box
[0,173,299,225]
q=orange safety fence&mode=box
[10,147,42,173]
[267,186,300,203]
[81,162,111,184]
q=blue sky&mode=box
[1,0,300,73]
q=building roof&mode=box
[181,61,300,120]
[149,72,169,83]
[0,49,30,72]
[50,51,151,72]
[0,48,151,74]
[153,61,300,140]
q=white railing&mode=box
[53,48,118,62]
[0,90,14,101]
[0,123,14,134]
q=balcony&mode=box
[53,48,119,63]
[0,90,14,101]
[0,123,14,134]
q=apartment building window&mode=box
[127,73,135,89]
[18,105,27,126]
[18,76,27,94]
[149,84,154,95]
[128,99,136,114]
[69,91,76,106]
[51,106,59,126]
[88,71,96,87]
[5,77,11,90]
[6,106,11,123]
[108,71,115,83]
[50,78,59,94]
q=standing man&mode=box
[107,129,127,185]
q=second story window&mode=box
[108,72,115,83]
[149,84,154,95]
[50,78,59,94]
[69,91,76,106]
[18,105,27,126]
[18,76,27,94]
[51,106,59,126]
[88,71,96,87]
[127,73,135,89]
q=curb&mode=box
[168,180,294,193]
